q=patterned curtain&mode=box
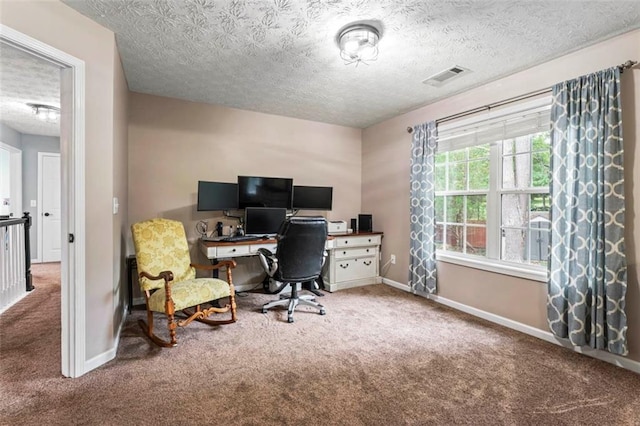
[409,121,437,294]
[547,67,628,355]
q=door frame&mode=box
[1,24,86,378]
[37,152,61,263]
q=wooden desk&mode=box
[199,232,383,292]
[199,238,279,259]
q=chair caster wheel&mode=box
[320,309,326,315]
[262,308,267,314]
[288,317,294,323]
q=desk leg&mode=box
[127,256,137,314]
[210,258,219,279]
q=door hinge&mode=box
[68,233,75,243]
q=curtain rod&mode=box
[406,59,638,133]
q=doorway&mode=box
[1,24,86,378]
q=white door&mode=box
[0,142,22,218]
[40,153,61,262]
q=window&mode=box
[434,99,551,281]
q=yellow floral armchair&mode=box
[131,218,237,347]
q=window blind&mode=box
[437,102,551,152]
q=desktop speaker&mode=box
[358,214,372,233]
[350,218,357,232]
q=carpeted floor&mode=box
[1,263,640,425]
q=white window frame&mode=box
[435,97,551,282]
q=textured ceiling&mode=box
[61,0,640,128]
[0,43,61,137]
[2,1,639,135]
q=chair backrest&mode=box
[275,216,328,282]
[131,218,195,291]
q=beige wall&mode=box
[362,29,640,362]
[113,44,129,334]
[128,92,362,286]
[1,0,128,362]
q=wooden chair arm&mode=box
[139,270,174,283]
[191,260,237,271]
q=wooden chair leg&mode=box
[230,292,237,322]
[167,312,177,346]
[138,307,177,348]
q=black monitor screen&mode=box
[293,185,333,210]
[244,207,287,236]
[197,181,238,211]
[238,176,293,209]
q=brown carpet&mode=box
[1,263,640,425]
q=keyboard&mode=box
[218,235,263,242]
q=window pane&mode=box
[502,194,529,227]
[435,196,444,222]
[468,159,489,190]
[466,195,486,224]
[435,152,447,165]
[445,225,464,253]
[501,227,527,263]
[503,136,530,155]
[502,153,531,189]
[531,194,550,214]
[532,151,550,187]
[469,144,490,159]
[446,196,464,223]
[466,226,486,256]
[531,132,550,152]
[448,162,467,190]
[435,164,446,191]
[435,224,444,250]
[528,223,550,266]
[449,149,466,162]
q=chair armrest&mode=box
[139,270,174,283]
[139,270,175,307]
[191,261,236,288]
[257,248,277,277]
[191,260,237,271]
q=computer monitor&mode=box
[237,176,293,209]
[244,207,287,236]
[197,181,238,211]
[293,185,333,210]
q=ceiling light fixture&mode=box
[338,24,380,66]
[27,103,60,122]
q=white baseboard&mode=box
[0,289,33,315]
[382,278,640,374]
[84,302,127,374]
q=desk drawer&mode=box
[216,245,251,257]
[334,256,377,282]
[334,247,376,259]
[336,235,381,248]
[250,243,277,253]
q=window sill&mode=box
[435,252,548,282]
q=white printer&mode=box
[327,220,347,235]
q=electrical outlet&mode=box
[390,254,396,264]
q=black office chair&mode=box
[257,216,328,323]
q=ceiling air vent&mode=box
[422,65,471,87]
